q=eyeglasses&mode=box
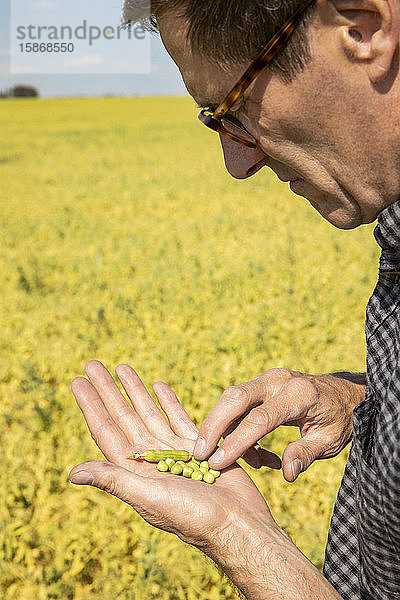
[198,0,315,148]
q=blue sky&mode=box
[0,0,187,96]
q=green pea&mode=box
[176,460,187,468]
[209,469,220,478]
[188,460,201,470]
[199,461,209,471]
[203,472,215,484]
[170,463,183,475]
[182,467,194,478]
[165,458,175,469]
[157,461,169,472]
[191,470,203,481]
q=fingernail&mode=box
[194,436,206,457]
[291,459,303,480]
[70,471,94,485]
[211,447,225,465]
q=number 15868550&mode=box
[19,42,75,53]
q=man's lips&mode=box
[277,174,303,183]
[289,178,305,193]
[248,159,304,185]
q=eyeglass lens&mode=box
[220,115,256,145]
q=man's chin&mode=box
[291,185,363,230]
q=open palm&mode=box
[69,360,273,550]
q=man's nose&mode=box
[219,135,268,179]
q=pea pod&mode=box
[128,449,218,483]
[127,450,192,463]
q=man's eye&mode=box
[224,113,242,126]
[223,113,249,133]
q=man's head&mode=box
[125,0,400,229]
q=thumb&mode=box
[281,438,325,482]
[69,461,150,507]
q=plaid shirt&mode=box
[323,200,400,599]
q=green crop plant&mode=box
[0,96,378,599]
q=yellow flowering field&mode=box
[0,96,379,599]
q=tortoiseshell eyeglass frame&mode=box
[198,0,315,148]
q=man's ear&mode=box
[333,0,400,83]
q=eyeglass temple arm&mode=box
[213,0,314,120]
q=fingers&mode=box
[281,437,327,482]
[115,364,177,445]
[194,370,296,461]
[152,381,198,441]
[205,378,315,470]
[193,377,271,460]
[71,376,135,464]
[84,360,152,446]
[241,445,282,470]
[223,420,282,470]
[69,461,164,517]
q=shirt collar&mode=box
[374,200,400,274]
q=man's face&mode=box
[158,2,400,229]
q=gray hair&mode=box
[123,0,151,24]
[123,0,317,82]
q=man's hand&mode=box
[193,368,366,481]
[69,360,273,550]
[69,361,343,600]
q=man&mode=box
[69,1,400,599]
